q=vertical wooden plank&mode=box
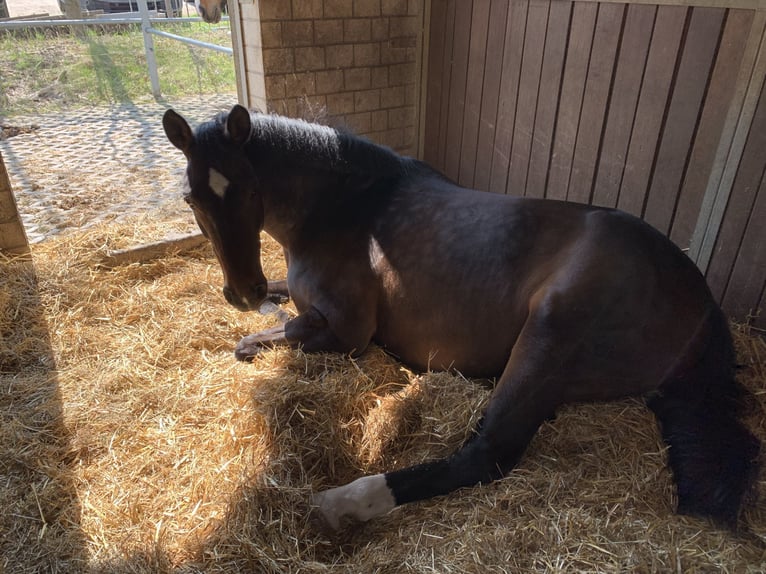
[506,0,550,196]
[757,283,766,330]
[591,3,655,208]
[423,0,449,168]
[525,0,571,198]
[567,2,624,205]
[458,0,492,187]
[643,7,726,235]
[489,0,529,194]
[546,1,598,201]
[721,170,766,325]
[474,0,511,192]
[617,5,687,217]
[443,0,473,182]
[670,9,755,248]
[435,0,457,173]
[706,81,766,304]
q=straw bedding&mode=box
[2,215,765,573]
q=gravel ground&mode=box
[0,94,235,243]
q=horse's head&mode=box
[163,105,268,312]
[195,0,225,24]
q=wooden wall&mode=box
[706,79,766,328]
[422,0,766,328]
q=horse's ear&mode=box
[163,109,194,155]
[226,104,252,146]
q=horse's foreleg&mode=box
[263,247,290,304]
[235,306,365,361]
[267,279,289,303]
[234,323,288,360]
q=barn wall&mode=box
[235,0,426,156]
[706,78,766,329]
[0,151,29,255]
[422,0,766,328]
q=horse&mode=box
[195,0,225,23]
[162,104,760,532]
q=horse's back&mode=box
[369,178,720,391]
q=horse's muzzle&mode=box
[198,6,222,23]
[223,283,268,311]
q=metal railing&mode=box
[135,0,231,97]
[0,1,232,98]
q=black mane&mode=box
[199,110,410,180]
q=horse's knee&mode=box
[311,474,396,531]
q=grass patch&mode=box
[0,23,236,116]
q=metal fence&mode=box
[0,0,232,98]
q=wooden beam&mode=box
[689,11,766,272]
[565,0,764,10]
[98,233,208,268]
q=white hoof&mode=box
[311,474,396,530]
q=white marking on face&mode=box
[208,168,229,199]
[311,473,396,530]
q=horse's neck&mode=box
[252,125,405,246]
[260,167,342,247]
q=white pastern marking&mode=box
[208,168,229,199]
[312,473,396,530]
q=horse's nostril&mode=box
[222,286,235,305]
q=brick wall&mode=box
[0,152,29,255]
[237,0,424,156]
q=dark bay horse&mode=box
[163,104,759,531]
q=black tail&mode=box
[647,307,760,529]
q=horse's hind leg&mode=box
[646,309,760,529]
[312,311,564,529]
[312,394,554,529]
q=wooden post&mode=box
[228,0,249,106]
[0,151,30,256]
[689,11,766,272]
